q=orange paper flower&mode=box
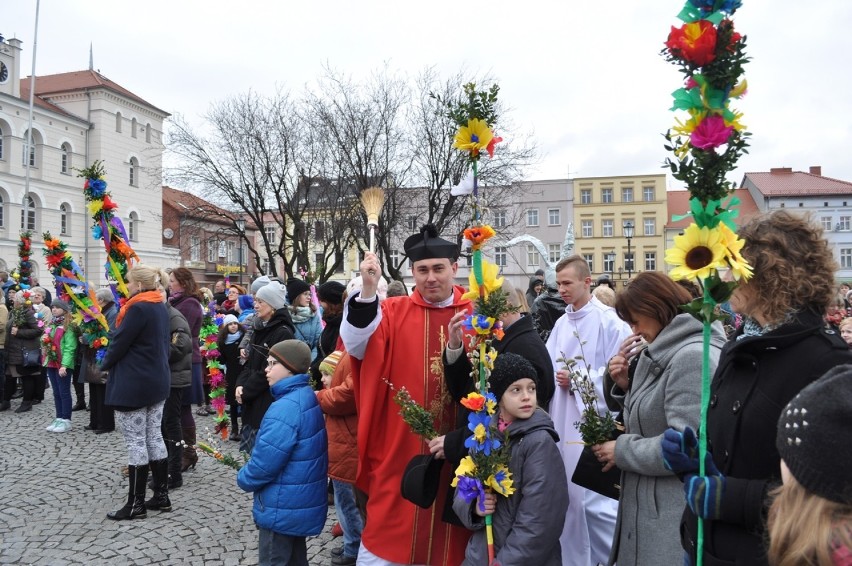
[460,393,486,412]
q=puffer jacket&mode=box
[236,373,328,536]
[315,352,357,482]
[453,409,569,566]
[167,304,192,389]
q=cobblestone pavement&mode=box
[0,389,342,565]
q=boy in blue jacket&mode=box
[237,340,328,566]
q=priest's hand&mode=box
[447,311,466,350]
[359,252,381,299]
[428,435,446,460]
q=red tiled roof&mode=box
[163,186,257,230]
[13,85,85,121]
[666,188,760,230]
[20,70,169,115]
[744,170,852,197]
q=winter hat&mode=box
[250,275,271,295]
[269,339,312,375]
[386,280,407,298]
[222,314,239,326]
[317,281,346,305]
[776,364,852,505]
[319,350,344,376]
[237,294,254,312]
[51,299,71,313]
[489,352,538,402]
[404,224,458,262]
[286,278,311,304]
[256,282,288,311]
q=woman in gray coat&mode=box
[593,272,725,566]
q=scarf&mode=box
[290,305,315,325]
[116,290,163,327]
[225,330,243,345]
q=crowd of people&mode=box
[1,209,851,565]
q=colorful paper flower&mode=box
[463,314,496,335]
[486,466,516,497]
[718,223,753,281]
[690,114,734,150]
[666,20,718,66]
[463,225,496,249]
[460,392,486,412]
[485,133,503,158]
[453,118,494,157]
[455,476,487,510]
[665,224,727,281]
[461,259,504,301]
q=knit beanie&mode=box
[250,275,271,295]
[776,364,852,505]
[51,299,71,313]
[237,294,254,311]
[317,281,345,305]
[286,278,311,304]
[222,314,239,326]
[256,282,287,311]
[319,350,344,376]
[489,352,538,402]
[269,339,312,375]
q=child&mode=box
[768,365,852,566]
[319,350,343,390]
[217,314,245,441]
[237,339,328,566]
[453,352,569,566]
[42,299,77,433]
[840,318,852,348]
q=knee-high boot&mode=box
[181,425,198,472]
[144,459,172,511]
[107,464,149,520]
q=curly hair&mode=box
[737,210,837,325]
[767,478,852,566]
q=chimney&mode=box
[769,167,793,174]
[809,166,822,176]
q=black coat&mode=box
[102,300,171,410]
[166,304,193,389]
[5,307,41,373]
[236,308,295,429]
[530,290,565,343]
[682,308,852,565]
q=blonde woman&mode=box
[101,265,172,520]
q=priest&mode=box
[341,224,473,566]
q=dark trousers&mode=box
[20,374,38,402]
[89,383,115,431]
[162,387,184,478]
[73,380,85,405]
[0,350,7,400]
[34,367,46,401]
[257,529,307,566]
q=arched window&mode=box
[128,211,138,241]
[60,143,72,174]
[21,195,36,231]
[115,112,123,133]
[145,123,152,143]
[0,193,5,227]
[131,118,138,138]
[0,124,4,160]
[59,203,69,235]
[129,156,139,186]
[22,129,35,167]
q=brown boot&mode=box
[181,425,198,472]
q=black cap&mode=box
[403,224,458,263]
[400,454,445,508]
[317,281,345,305]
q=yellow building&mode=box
[573,173,668,287]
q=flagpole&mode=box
[23,0,41,219]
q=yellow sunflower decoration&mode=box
[665,224,727,281]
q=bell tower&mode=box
[0,35,22,98]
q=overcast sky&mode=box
[5,0,852,187]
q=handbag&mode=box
[21,347,42,368]
[84,357,109,385]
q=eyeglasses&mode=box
[266,359,280,369]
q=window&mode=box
[549,243,561,264]
[822,216,833,231]
[115,112,122,133]
[314,253,324,271]
[581,219,593,238]
[227,240,236,263]
[145,123,152,144]
[190,236,200,261]
[583,253,594,273]
[407,216,418,231]
[526,209,539,227]
[262,259,271,274]
[21,195,35,231]
[603,253,615,273]
[601,188,613,204]
[60,143,71,174]
[644,218,656,236]
[548,208,561,226]
[645,252,657,271]
[0,194,4,227]
[389,250,400,269]
[494,246,507,267]
[841,249,852,269]
[264,225,277,245]
[131,118,138,139]
[527,244,540,267]
[336,252,345,273]
[580,189,591,204]
[493,210,507,229]
[241,244,247,265]
[602,219,614,237]
[314,220,325,241]
[218,240,227,259]
[839,217,851,231]
[22,130,35,167]
[59,203,69,235]
[625,253,635,273]
[643,186,655,202]
[0,125,4,159]
[128,211,139,241]
[208,239,217,262]
[129,157,140,186]
[622,187,633,203]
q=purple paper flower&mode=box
[456,476,486,512]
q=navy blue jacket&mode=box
[237,373,328,536]
[102,300,170,410]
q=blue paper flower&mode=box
[456,476,486,512]
[91,224,102,239]
[89,178,107,197]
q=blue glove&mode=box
[661,426,699,478]
[684,453,726,520]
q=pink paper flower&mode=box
[690,115,734,150]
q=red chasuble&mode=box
[351,286,473,565]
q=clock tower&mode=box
[0,35,22,97]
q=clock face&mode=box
[163,228,174,239]
[0,62,8,84]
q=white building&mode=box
[0,36,170,285]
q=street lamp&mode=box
[235,217,247,288]
[623,220,635,280]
